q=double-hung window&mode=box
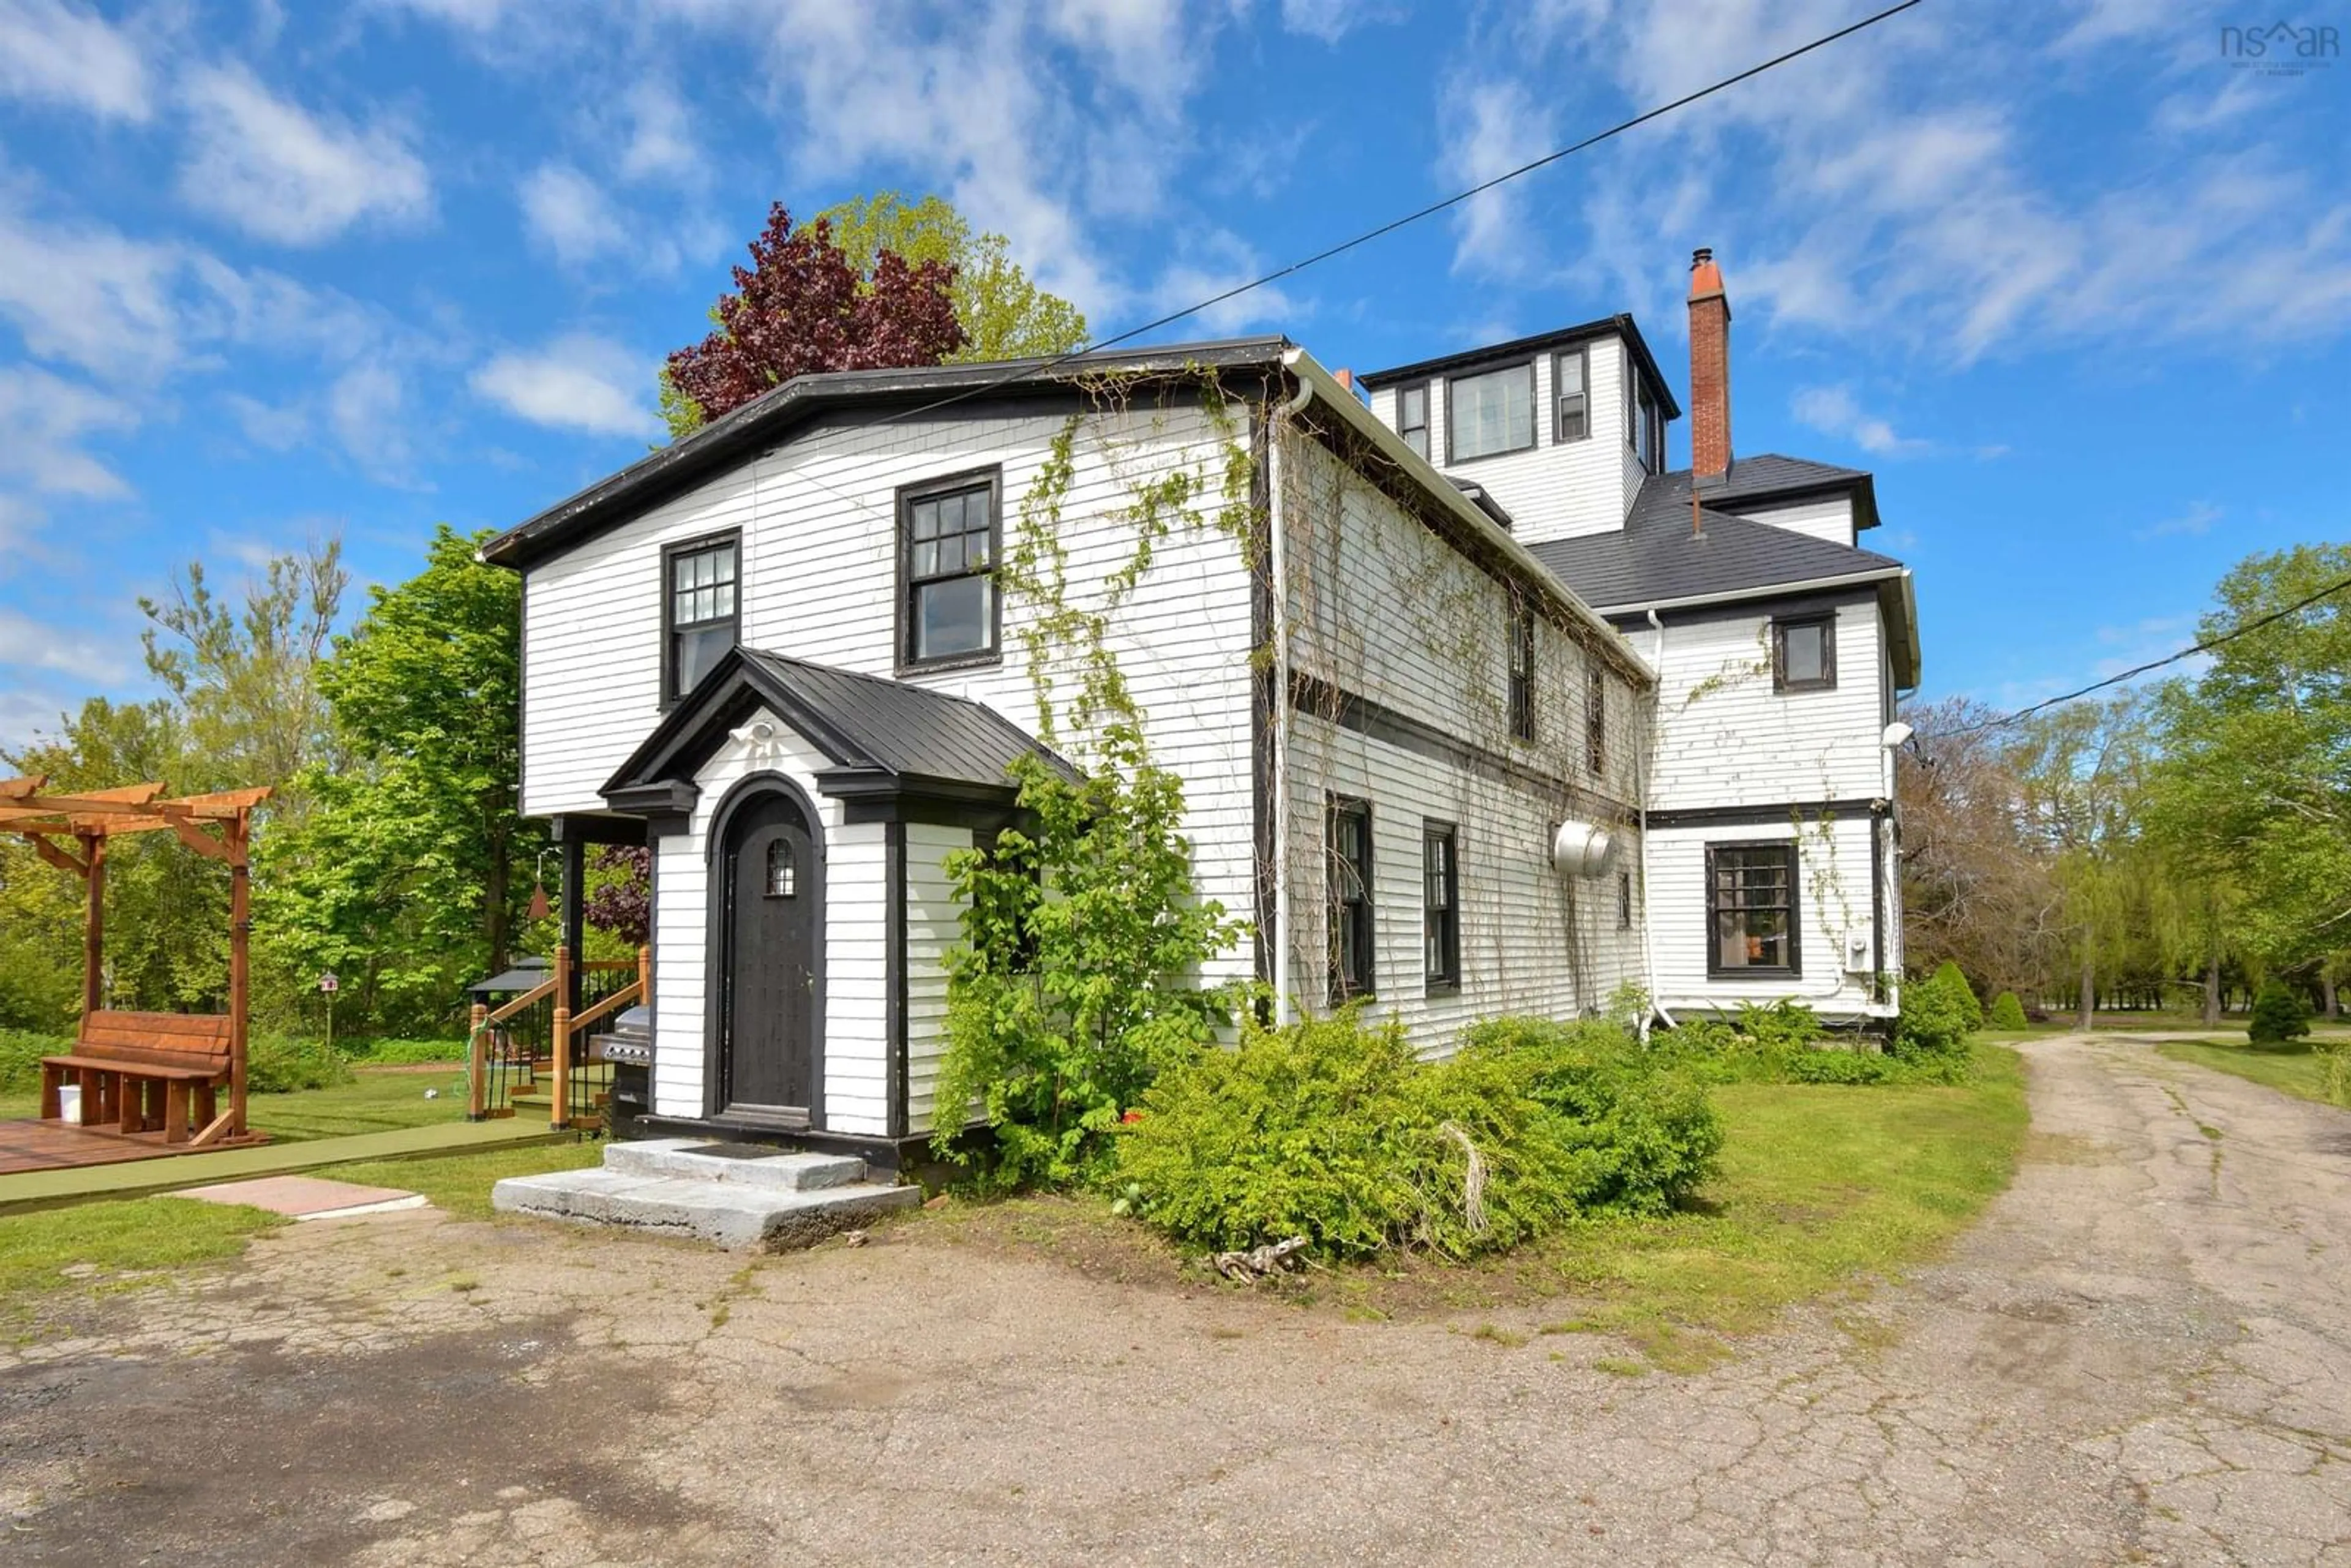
[1708,842,1799,975]
[1423,823,1460,992]
[1772,613,1837,692]
[1508,606,1536,741]
[662,533,739,704]
[1447,362,1535,462]
[1585,663,1607,775]
[1553,347,1589,443]
[1633,380,1661,472]
[1397,382,1430,460]
[901,471,1000,670]
[1617,870,1633,931]
[1328,797,1375,1002]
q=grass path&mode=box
[2156,1038,2349,1109]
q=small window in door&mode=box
[765,839,797,898]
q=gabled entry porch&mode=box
[594,647,1069,1172]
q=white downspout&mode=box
[1268,375,1314,1027]
[1640,609,1670,1040]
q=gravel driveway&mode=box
[3,1034,2347,1566]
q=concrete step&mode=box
[490,1163,915,1251]
[601,1139,867,1191]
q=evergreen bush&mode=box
[1930,960,1984,1032]
[2247,981,2312,1046]
[1114,1012,1722,1260]
[1987,991,2028,1031]
[1892,966,1977,1063]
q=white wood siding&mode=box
[902,819,972,1131]
[1732,495,1854,547]
[1275,430,1647,1051]
[1367,337,1638,546]
[524,398,1264,995]
[1646,601,1886,811]
[1648,816,1883,1018]
[647,710,891,1132]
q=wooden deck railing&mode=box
[468,945,651,1128]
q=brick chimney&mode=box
[1687,247,1732,484]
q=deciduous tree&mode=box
[660,203,964,438]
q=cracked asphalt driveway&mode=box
[3,1034,2347,1566]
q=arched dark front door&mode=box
[718,790,818,1120]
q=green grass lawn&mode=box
[937,1041,2033,1371]
[2156,1038,2351,1109]
[0,1064,474,1141]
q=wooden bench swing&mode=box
[2,775,272,1150]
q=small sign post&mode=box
[318,970,340,1051]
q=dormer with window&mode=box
[1358,316,1681,549]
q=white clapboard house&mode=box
[482,247,1918,1171]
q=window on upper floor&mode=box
[1709,842,1799,975]
[901,470,1001,671]
[1328,796,1375,1003]
[1630,377,1662,473]
[1397,381,1430,459]
[1553,347,1589,443]
[1507,604,1536,741]
[1447,362,1535,462]
[1772,613,1837,693]
[1423,821,1460,993]
[1585,662,1607,775]
[662,531,740,705]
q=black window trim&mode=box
[1444,357,1538,466]
[1584,661,1607,775]
[659,527,741,711]
[896,465,1005,677]
[1423,818,1460,995]
[1617,869,1633,931]
[1772,611,1839,694]
[1705,839,1802,978]
[1327,793,1376,1004]
[1396,379,1431,460]
[1507,600,1536,743]
[1552,343,1591,445]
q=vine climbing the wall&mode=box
[929,369,1258,1188]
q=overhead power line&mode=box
[877,0,1928,430]
[1942,571,2351,737]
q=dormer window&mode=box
[1553,347,1589,443]
[1447,362,1534,462]
[1397,382,1430,459]
[1633,380,1662,472]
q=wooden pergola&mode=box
[1,775,272,1141]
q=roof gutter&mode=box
[1278,347,1655,688]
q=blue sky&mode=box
[2,0,2346,751]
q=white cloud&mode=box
[0,604,133,685]
[616,80,701,183]
[2134,501,2223,541]
[0,363,138,496]
[1790,384,1933,457]
[222,391,309,451]
[0,204,190,377]
[520,162,622,267]
[1279,0,1398,43]
[176,64,433,246]
[327,362,416,481]
[0,0,152,121]
[471,334,655,438]
[1441,75,1557,277]
[1468,4,2351,367]
[0,681,80,752]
